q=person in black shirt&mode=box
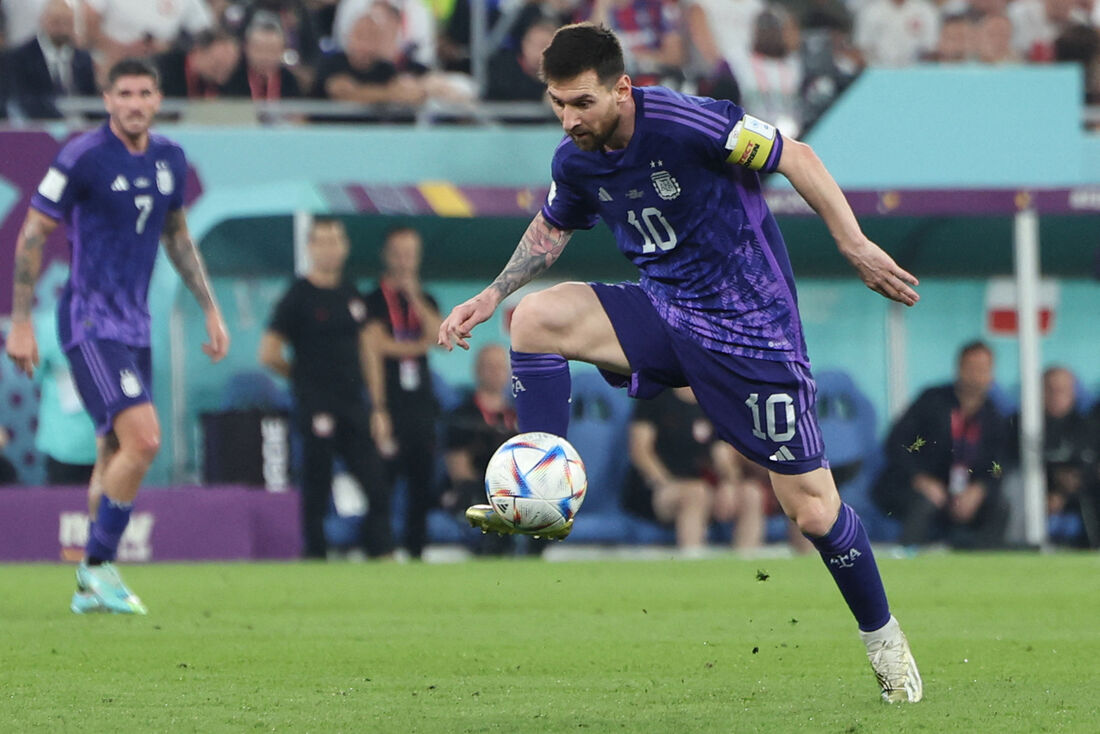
[260,218,393,560]
[873,341,1011,549]
[364,226,441,559]
[485,18,556,103]
[157,29,241,99]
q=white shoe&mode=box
[859,616,923,703]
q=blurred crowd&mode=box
[0,0,1097,129]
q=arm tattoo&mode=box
[161,210,217,312]
[11,218,49,320]
[489,213,573,300]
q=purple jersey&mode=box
[541,86,807,362]
[30,123,187,349]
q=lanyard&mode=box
[380,280,420,338]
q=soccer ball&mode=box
[484,432,587,534]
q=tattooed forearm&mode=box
[161,211,217,312]
[489,213,573,300]
[11,212,54,321]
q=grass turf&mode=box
[1,552,1098,732]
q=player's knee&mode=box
[510,291,569,353]
[124,430,161,465]
[791,500,834,538]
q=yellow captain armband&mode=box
[725,115,778,171]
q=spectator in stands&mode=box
[800,12,863,129]
[853,0,940,67]
[872,341,1011,549]
[729,5,805,137]
[624,387,765,553]
[314,2,428,109]
[2,0,50,49]
[728,446,815,553]
[0,427,18,485]
[1012,366,1099,547]
[683,0,759,102]
[222,0,322,92]
[222,12,304,101]
[441,343,524,555]
[485,17,556,101]
[364,226,443,560]
[259,217,394,560]
[83,0,215,79]
[8,0,98,120]
[333,0,437,68]
[157,28,241,98]
[927,13,974,62]
[1007,0,1088,62]
[583,0,685,86]
[974,12,1019,63]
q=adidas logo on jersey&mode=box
[769,446,796,462]
[597,187,613,202]
[110,175,129,192]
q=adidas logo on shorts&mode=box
[769,445,796,462]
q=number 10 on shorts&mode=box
[746,392,796,442]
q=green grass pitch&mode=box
[1,553,1098,732]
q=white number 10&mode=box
[626,207,677,253]
[746,392,796,442]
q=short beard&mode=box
[572,111,621,152]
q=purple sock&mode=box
[807,503,891,632]
[510,350,571,436]
[85,496,134,563]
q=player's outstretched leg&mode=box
[465,505,574,541]
[75,559,147,615]
[806,500,922,702]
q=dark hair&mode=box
[310,216,345,233]
[958,340,992,363]
[383,225,419,244]
[107,58,160,89]
[540,23,625,87]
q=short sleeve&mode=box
[539,151,599,231]
[30,145,85,221]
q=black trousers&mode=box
[296,402,392,559]
[386,407,438,558]
[46,456,95,486]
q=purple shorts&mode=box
[591,282,827,475]
[66,339,153,436]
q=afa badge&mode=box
[155,160,174,195]
[651,170,681,200]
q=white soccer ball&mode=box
[484,432,587,534]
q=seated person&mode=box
[727,446,815,553]
[441,344,525,555]
[8,0,97,120]
[222,13,303,103]
[873,341,1011,549]
[485,18,556,103]
[1011,366,1098,547]
[157,28,241,99]
[624,387,764,553]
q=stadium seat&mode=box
[562,369,635,544]
[814,369,899,542]
[220,369,292,411]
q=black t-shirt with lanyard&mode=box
[364,281,439,414]
[269,278,369,411]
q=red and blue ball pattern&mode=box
[484,432,587,533]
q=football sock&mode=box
[807,503,891,632]
[85,496,134,564]
[510,350,571,436]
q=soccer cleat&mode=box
[465,504,574,541]
[70,590,110,614]
[75,562,148,615]
[859,615,923,703]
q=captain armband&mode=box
[724,115,778,171]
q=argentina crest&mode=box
[650,170,681,200]
[155,160,174,195]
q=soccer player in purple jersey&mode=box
[438,24,923,703]
[5,59,229,614]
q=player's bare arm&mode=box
[776,138,920,307]
[361,322,393,449]
[438,212,573,351]
[161,208,230,361]
[5,209,59,376]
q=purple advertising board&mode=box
[0,486,300,562]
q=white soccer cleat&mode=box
[859,615,923,703]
